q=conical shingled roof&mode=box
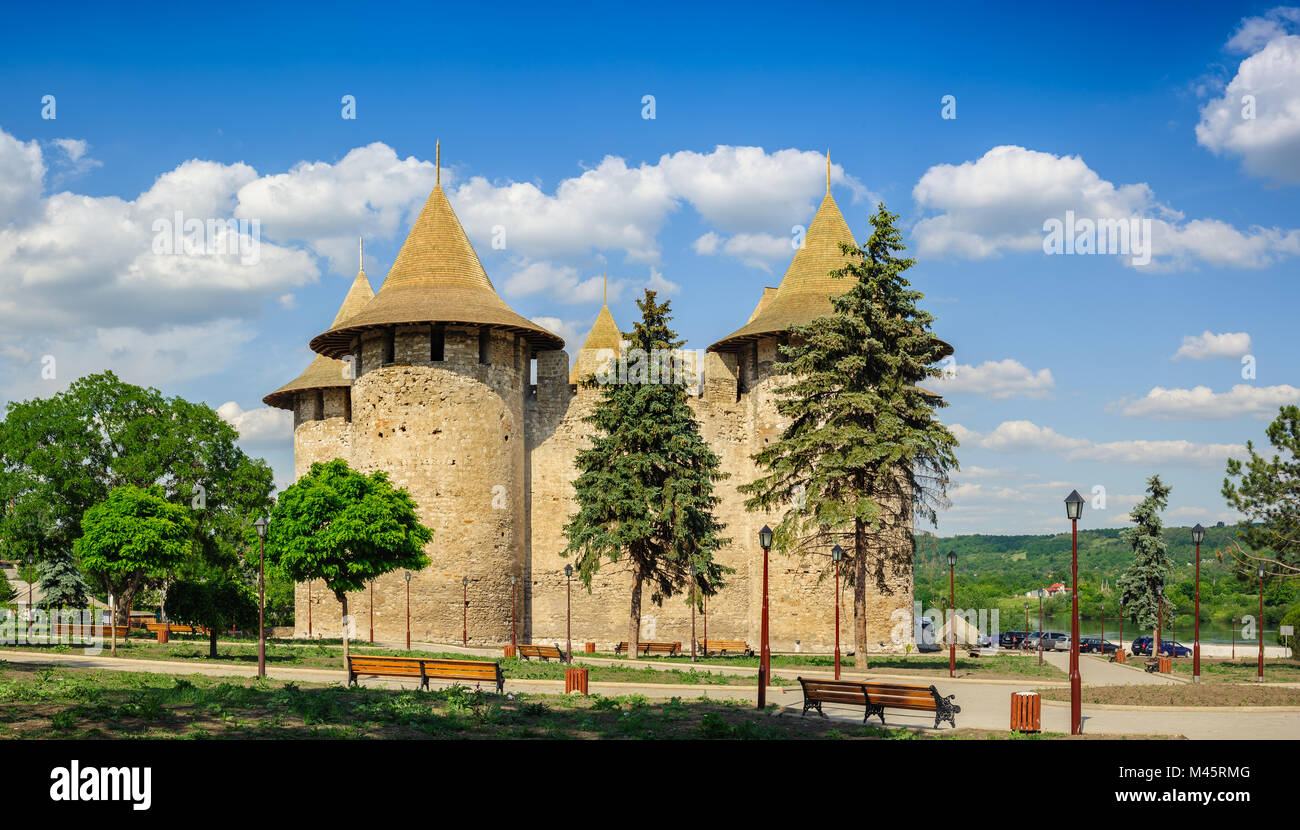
[569,302,623,384]
[310,171,564,358]
[709,189,857,352]
[263,261,375,410]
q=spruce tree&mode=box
[564,290,731,655]
[1117,474,1173,641]
[739,203,957,667]
[36,546,90,611]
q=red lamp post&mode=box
[757,525,773,710]
[1037,589,1045,666]
[947,551,957,679]
[1099,601,1105,654]
[307,580,312,638]
[1155,585,1163,663]
[509,574,518,652]
[1231,616,1236,660]
[832,545,844,680]
[1257,564,1266,682]
[1192,524,1204,682]
[368,578,375,645]
[462,576,469,646]
[253,517,268,680]
[703,593,708,653]
[1023,602,1029,651]
[565,564,573,663]
[689,563,698,663]
[404,571,411,651]
[1119,600,1124,654]
[1065,489,1085,735]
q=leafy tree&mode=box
[739,203,957,667]
[564,290,731,656]
[1222,405,1300,579]
[1117,475,1173,639]
[75,484,195,653]
[166,579,258,658]
[0,371,274,585]
[1280,605,1300,659]
[266,458,431,663]
[0,569,14,605]
[36,546,90,611]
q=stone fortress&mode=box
[264,147,927,653]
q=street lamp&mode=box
[369,577,375,645]
[509,574,518,652]
[689,563,697,663]
[25,555,32,621]
[404,571,412,650]
[832,545,845,680]
[946,551,957,679]
[564,564,573,663]
[462,576,469,646]
[1064,489,1084,735]
[307,580,312,638]
[1037,588,1045,666]
[1023,602,1029,651]
[1192,523,1205,683]
[1155,583,1164,663]
[252,516,268,679]
[1257,564,1266,683]
[757,525,774,710]
[1100,601,1105,654]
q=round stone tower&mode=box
[308,148,564,645]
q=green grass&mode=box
[590,650,1067,680]
[1165,657,1300,684]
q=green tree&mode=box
[75,484,195,653]
[166,579,258,658]
[1117,475,1173,640]
[265,458,431,664]
[739,203,957,667]
[0,371,274,587]
[1222,405,1300,579]
[36,546,90,611]
[563,290,731,656]
[0,569,15,605]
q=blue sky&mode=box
[0,1,1296,535]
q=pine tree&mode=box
[36,546,90,611]
[1221,404,1300,579]
[564,290,731,655]
[1117,474,1173,639]
[739,203,957,667]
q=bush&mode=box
[1280,605,1300,659]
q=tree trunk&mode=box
[209,628,218,659]
[339,591,350,670]
[853,517,868,669]
[629,568,643,657]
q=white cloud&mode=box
[529,316,585,348]
[504,261,607,303]
[216,401,294,446]
[911,145,1300,269]
[953,420,1246,467]
[693,231,795,270]
[0,129,44,224]
[1198,13,1300,185]
[1118,384,1300,419]
[929,359,1054,400]
[646,266,680,296]
[1172,330,1252,360]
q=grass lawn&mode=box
[1164,657,1300,684]
[1036,682,1300,707]
[0,640,769,687]
[591,651,1067,681]
[0,661,1162,740]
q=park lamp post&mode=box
[947,551,957,679]
[1257,564,1266,682]
[404,571,412,651]
[510,574,518,652]
[757,525,774,711]
[565,563,573,663]
[1192,523,1205,683]
[252,516,268,680]
[832,545,844,680]
[1065,489,1084,735]
[689,563,697,663]
[369,578,375,645]
[1037,588,1045,666]
[25,555,32,620]
[462,576,469,646]
[1155,583,1164,662]
[1023,602,1029,651]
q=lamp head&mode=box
[758,525,774,550]
[1258,565,1266,580]
[462,576,468,586]
[831,544,844,563]
[405,571,411,582]
[565,564,573,578]
[1064,489,1085,521]
[253,516,269,538]
[1191,523,1206,544]
[946,551,957,568]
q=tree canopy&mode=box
[739,203,956,665]
[166,578,258,658]
[1222,404,1300,580]
[563,290,730,654]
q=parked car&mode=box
[999,630,1029,649]
[1078,637,1118,654]
[1130,637,1192,657]
[916,618,941,653]
[1041,632,1070,650]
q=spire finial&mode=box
[603,271,607,305]
[359,236,364,272]
[826,149,831,195]
[436,140,441,186]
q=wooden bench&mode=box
[145,622,208,635]
[47,624,130,639]
[796,677,960,729]
[517,644,567,661]
[346,654,504,693]
[613,641,681,656]
[699,639,753,657]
